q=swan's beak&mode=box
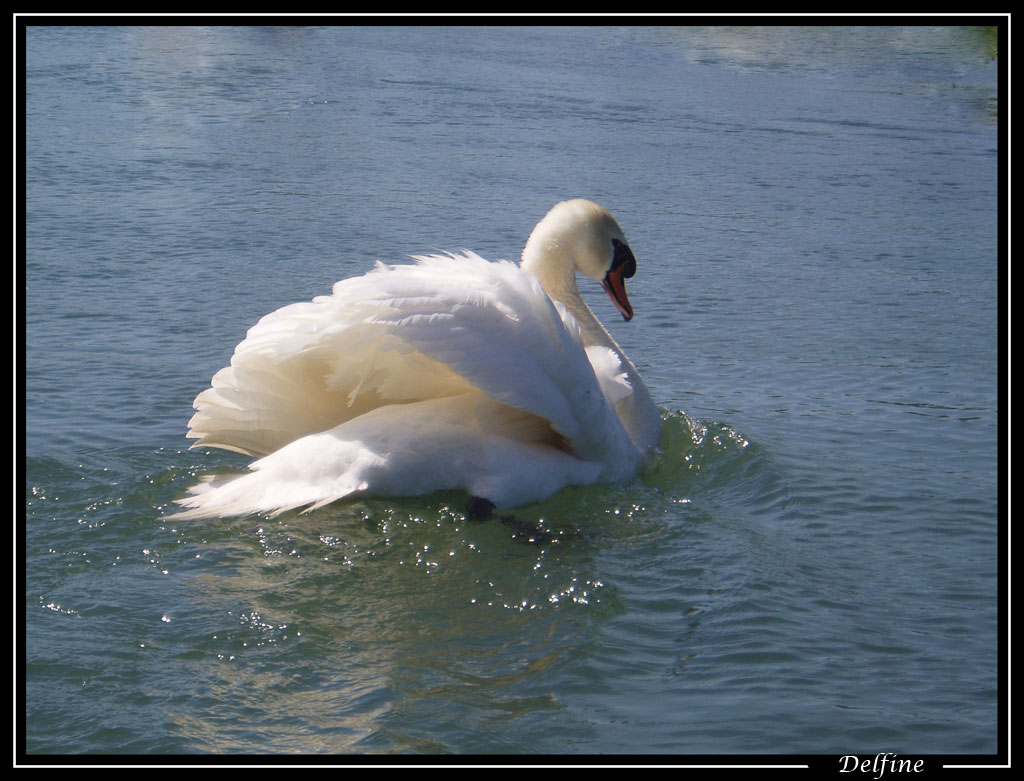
[602,240,637,321]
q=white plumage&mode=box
[171,199,661,519]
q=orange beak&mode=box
[602,267,634,321]
[602,239,637,321]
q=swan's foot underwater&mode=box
[467,496,503,522]
[466,497,563,545]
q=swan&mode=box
[171,199,662,520]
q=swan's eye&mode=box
[611,239,636,279]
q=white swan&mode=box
[171,199,662,520]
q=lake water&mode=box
[22,24,1001,759]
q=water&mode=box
[22,24,1000,757]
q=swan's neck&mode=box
[521,245,661,453]
[521,244,613,350]
[556,283,619,352]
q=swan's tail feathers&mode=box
[168,434,383,520]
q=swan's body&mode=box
[172,199,661,519]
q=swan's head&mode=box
[521,199,639,321]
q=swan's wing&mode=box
[186,291,475,457]
[186,252,634,465]
[355,253,636,460]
